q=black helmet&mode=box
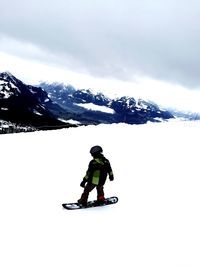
[90,145,103,155]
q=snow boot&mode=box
[96,195,106,205]
[77,198,87,207]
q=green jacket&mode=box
[83,154,114,186]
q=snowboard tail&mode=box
[62,196,118,210]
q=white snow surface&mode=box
[58,118,81,125]
[1,121,200,267]
[76,102,115,114]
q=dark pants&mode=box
[79,183,105,204]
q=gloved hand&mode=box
[80,180,87,188]
[109,176,114,181]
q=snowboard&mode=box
[62,196,118,210]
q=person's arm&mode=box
[107,160,114,181]
[80,161,93,187]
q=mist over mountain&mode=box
[1,71,198,134]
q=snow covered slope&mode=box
[0,121,200,267]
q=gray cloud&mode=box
[1,0,200,88]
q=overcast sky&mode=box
[1,0,200,111]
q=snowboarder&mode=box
[78,145,114,206]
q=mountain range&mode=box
[39,81,174,125]
[0,72,74,132]
[0,71,189,133]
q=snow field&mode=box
[0,121,200,266]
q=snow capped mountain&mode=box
[0,72,21,98]
[3,72,194,134]
[1,72,199,134]
[40,82,174,125]
[0,72,73,131]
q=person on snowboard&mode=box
[78,145,114,206]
